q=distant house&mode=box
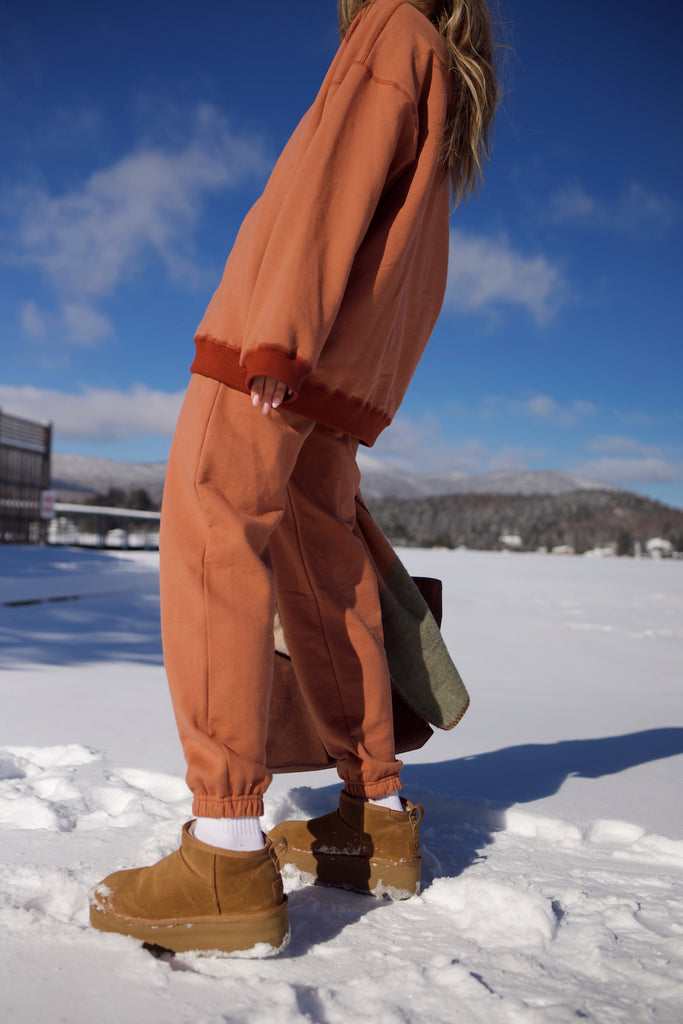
[0,409,52,543]
[646,537,674,558]
[499,533,523,549]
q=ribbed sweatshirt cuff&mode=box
[191,337,391,446]
[241,346,312,398]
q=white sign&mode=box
[40,490,56,520]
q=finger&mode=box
[250,376,266,408]
[260,377,279,415]
[270,380,288,410]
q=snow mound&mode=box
[0,743,189,832]
[421,875,558,948]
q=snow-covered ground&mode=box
[1,544,682,1023]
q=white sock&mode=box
[369,792,404,812]
[193,816,265,851]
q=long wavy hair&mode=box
[338,0,499,204]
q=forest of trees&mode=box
[366,489,683,555]
[73,483,683,556]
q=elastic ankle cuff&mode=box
[342,779,402,800]
[192,795,265,818]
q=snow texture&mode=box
[0,545,682,1023]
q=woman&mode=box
[90,0,498,957]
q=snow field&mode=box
[0,545,682,1023]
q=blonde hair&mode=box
[338,0,499,204]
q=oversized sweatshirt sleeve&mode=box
[237,55,419,395]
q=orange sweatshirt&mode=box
[191,0,451,446]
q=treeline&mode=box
[85,487,160,511]
[366,489,683,555]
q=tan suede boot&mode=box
[89,822,289,956]
[269,791,423,899]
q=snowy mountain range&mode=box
[51,454,169,502]
[51,451,612,504]
[354,454,610,502]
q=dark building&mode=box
[0,409,52,543]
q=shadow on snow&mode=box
[0,551,163,668]
[281,727,683,894]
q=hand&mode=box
[250,376,289,416]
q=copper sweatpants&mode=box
[159,374,402,818]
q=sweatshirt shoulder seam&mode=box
[332,61,417,111]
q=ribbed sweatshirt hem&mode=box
[191,336,391,446]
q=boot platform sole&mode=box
[281,849,420,900]
[89,900,289,956]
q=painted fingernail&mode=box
[252,393,260,407]
[271,397,281,409]
[262,403,270,415]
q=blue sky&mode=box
[1,0,681,506]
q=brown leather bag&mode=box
[266,498,469,773]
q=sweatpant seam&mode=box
[192,379,225,757]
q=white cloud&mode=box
[616,183,678,237]
[370,413,451,471]
[445,229,567,326]
[547,185,597,221]
[18,301,115,350]
[525,395,596,426]
[614,409,655,428]
[569,456,683,486]
[587,435,662,458]
[0,384,184,441]
[11,104,267,307]
[547,182,679,239]
[526,395,558,419]
[371,414,543,475]
[483,393,596,427]
[486,445,545,473]
[20,301,47,339]
[18,300,113,349]
[573,435,683,486]
[62,303,114,346]
[370,415,683,486]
